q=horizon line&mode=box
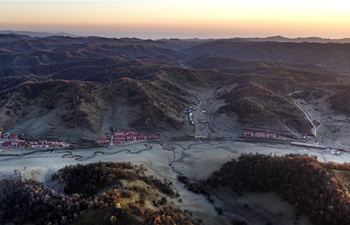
[1,30,350,41]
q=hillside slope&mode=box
[183,40,350,74]
[0,74,192,142]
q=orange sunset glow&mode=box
[1,0,350,38]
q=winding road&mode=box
[292,101,317,137]
[288,92,320,143]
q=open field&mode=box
[1,140,350,224]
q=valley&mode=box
[2,33,350,224]
[2,140,348,225]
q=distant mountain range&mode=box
[178,36,350,44]
[0,30,78,37]
[183,39,350,74]
[2,30,350,43]
[245,35,350,43]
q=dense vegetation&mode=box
[207,153,350,225]
[0,162,200,225]
[54,162,176,197]
[0,178,92,224]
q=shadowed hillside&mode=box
[0,74,192,142]
[183,40,350,74]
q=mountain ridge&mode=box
[1,34,350,144]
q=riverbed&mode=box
[1,140,350,225]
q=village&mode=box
[95,129,159,145]
[0,131,71,148]
[0,127,160,148]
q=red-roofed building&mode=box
[147,133,159,139]
[137,134,148,140]
[126,134,137,141]
[243,130,255,137]
[266,132,277,139]
[114,130,124,136]
[114,136,126,142]
[95,138,110,144]
[254,132,266,138]
[18,140,26,146]
[9,134,18,139]
[2,141,11,148]
[115,130,137,136]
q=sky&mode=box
[0,0,350,39]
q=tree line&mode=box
[206,153,350,225]
[1,161,200,225]
[54,162,176,197]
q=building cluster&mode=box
[0,132,70,148]
[95,129,159,144]
[243,130,277,139]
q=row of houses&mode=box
[242,130,277,139]
[1,139,71,148]
[114,130,137,136]
[95,130,159,144]
[1,140,26,148]
[27,140,71,148]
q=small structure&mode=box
[313,119,320,125]
[147,133,159,139]
[243,130,255,137]
[126,134,137,141]
[2,132,10,139]
[195,94,202,101]
[2,141,11,148]
[9,134,18,139]
[193,101,200,105]
[188,112,194,125]
[266,132,277,139]
[137,134,148,140]
[302,135,311,141]
[254,131,266,138]
[95,138,110,144]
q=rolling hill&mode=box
[1,34,350,143]
[183,40,350,74]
